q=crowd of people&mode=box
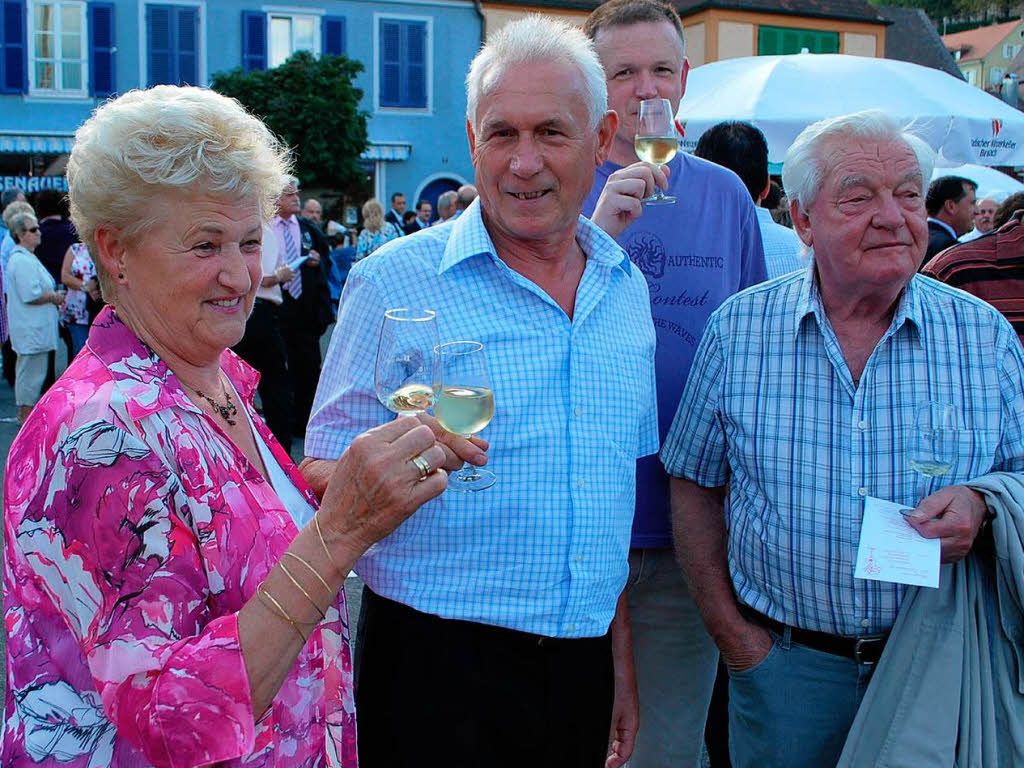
[3,1,1024,767]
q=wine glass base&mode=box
[447,468,497,492]
[642,195,677,205]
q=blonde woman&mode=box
[2,85,486,768]
[355,197,401,262]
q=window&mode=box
[268,13,318,67]
[146,3,198,87]
[1003,44,1022,59]
[29,0,87,94]
[757,26,839,56]
[377,16,428,110]
[966,68,976,85]
[990,66,1006,86]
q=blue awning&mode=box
[0,134,76,154]
[361,142,412,162]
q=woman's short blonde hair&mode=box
[2,201,33,233]
[9,212,37,243]
[361,198,385,232]
[67,85,292,295]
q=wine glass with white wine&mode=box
[374,308,439,417]
[633,97,678,206]
[908,402,958,504]
[434,341,496,492]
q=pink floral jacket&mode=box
[2,307,357,768]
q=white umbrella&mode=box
[677,54,1024,167]
[931,163,1024,202]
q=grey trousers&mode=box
[627,548,720,768]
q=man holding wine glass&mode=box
[661,110,1024,766]
[302,15,658,768]
[581,1,767,765]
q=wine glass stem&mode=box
[458,459,480,482]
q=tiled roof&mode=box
[942,19,1024,62]
[878,6,965,79]
[484,0,886,23]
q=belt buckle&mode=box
[854,637,884,666]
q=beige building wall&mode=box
[843,32,876,57]
[685,22,707,67]
[718,20,754,60]
[482,6,587,38]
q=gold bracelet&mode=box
[282,551,333,594]
[256,583,314,642]
[314,510,342,572]
[278,560,327,622]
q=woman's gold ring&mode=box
[411,454,432,480]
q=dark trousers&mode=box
[233,299,292,453]
[2,340,15,388]
[279,294,321,438]
[355,588,614,768]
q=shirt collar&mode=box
[438,198,631,275]
[928,217,957,241]
[794,253,924,347]
[273,214,296,227]
[86,306,261,421]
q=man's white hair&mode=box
[782,110,935,211]
[465,15,607,131]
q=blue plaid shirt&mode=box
[306,200,659,637]
[661,262,1024,636]
[755,207,804,280]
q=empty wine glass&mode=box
[434,341,496,492]
[374,308,439,416]
[908,401,958,503]
[633,98,678,206]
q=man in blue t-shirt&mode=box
[583,1,767,765]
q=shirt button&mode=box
[575,553,583,562]
[858,486,869,497]
[574,406,582,417]
[567,624,576,633]
[861,619,870,628]
[578,478,585,489]
[857,420,869,430]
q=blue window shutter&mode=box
[322,15,345,57]
[379,19,401,107]
[242,11,266,71]
[175,6,197,85]
[147,5,172,86]
[405,21,426,108]
[88,2,116,97]
[0,0,27,94]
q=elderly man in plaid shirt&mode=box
[661,110,1024,767]
[300,16,657,768]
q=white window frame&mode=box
[966,68,976,86]
[373,12,433,116]
[137,0,208,88]
[28,0,88,98]
[263,5,324,68]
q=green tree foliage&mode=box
[211,51,369,190]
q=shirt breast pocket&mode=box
[947,428,998,486]
[602,349,651,459]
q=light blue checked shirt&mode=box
[661,261,1024,636]
[306,199,659,638]
[755,207,804,280]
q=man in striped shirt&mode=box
[922,209,1024,344]
[661,110,1024,767]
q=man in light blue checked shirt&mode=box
[662,110,1024,767]
[300,16,657,768]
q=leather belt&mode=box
[744,607,889,666]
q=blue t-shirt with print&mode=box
[584,152,768,548]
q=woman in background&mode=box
[355,198,401,262]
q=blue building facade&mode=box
[0,0,481,214]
